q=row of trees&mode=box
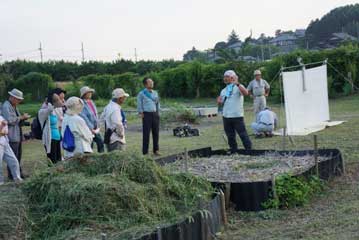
[0,59,181,82]
[1,44,358,102]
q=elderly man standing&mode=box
[100,88,129,152]
[247,70,270,117]
[137,77,160,156]
[217,70,252,153]
[1,89,30,179]
[79,86,104,153]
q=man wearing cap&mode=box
[137,77,160,156]
[79,86,104,153]
[217,70,252,153]
[100,88,129,152]
[1,89,30,179]
[247,70,270,116]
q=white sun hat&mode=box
[8,88,24,100]
[65,97,84,115]
[254,70,262,76]
[80,86,95,98]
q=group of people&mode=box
[0,69,277,184]
[217,69,277,153]
[0,77,161,184]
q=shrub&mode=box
[10,72,54,101]
[263,174,325,209]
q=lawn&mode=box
[1,94,359,239]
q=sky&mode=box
[0,0,358,62]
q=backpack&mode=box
[62,125,75,152]
[31,114,46,140]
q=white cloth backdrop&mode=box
[282,64,334,135]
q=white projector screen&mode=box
[282,65,330,135]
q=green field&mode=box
[1,95,359,239]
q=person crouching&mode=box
[251,107,278,138]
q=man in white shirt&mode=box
[101,88,129,152]
[251,107,278,138]
[217,70,252,153]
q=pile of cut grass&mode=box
[22,151,213,240]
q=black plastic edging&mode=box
[136,194,224,240]
[157,147,344,212]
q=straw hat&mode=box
[112,88,129,99]
[65,97,84,115]
[8,88,24,100]
[80,86,95,98]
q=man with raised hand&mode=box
[217,70,252,153]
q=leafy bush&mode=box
[263,174,325,209]
[160,103,199,126]
[10,72,54,101]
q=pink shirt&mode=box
[87,100,97,117]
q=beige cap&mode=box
[112,88,129,99]
[8,88,24,100]
[65,97,84,115]
[80,86,95,98]
[254,70,262,76]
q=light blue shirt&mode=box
[50,114,61,140]
[220,84,244,118]
[256,109,278,126]
[137,89,160,113]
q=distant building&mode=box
[226,41,243,53]
[294,29,306,38]
[269,33,299,53]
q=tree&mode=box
[11,72,54,101]
[228,30,240,45]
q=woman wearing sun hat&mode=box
[79,86,104,153]
[61,97,93,159]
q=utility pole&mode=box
[81,42,85,62]
[134,48,138,63]
[39,42,43,62]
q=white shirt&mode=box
[220,84,244,118]
[62,114,93,158]
[100,101,126,144]
[256,109,278,126]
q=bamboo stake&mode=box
[271,174,278,202]
[184,148,188,173]
[224,183,231,209]
[219,190,228,227]
[157,226,162,240]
